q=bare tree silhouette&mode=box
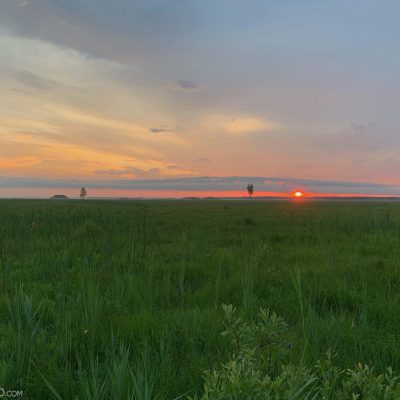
[247,183,254,198]
[80,186,87,200]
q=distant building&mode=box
[50,194,68,199]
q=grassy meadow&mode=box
[1,199,400,398]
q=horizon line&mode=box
[2,194,400,200]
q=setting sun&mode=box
[294,191,304,198]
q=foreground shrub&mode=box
[189,305,400,399]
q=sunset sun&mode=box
[294,191,304,198]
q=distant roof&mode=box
[50,194,68,199]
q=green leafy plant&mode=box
[190,305,400,399]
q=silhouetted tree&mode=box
[80,186,87,200]
[247,183,254,198]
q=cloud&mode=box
[223,117,277,134]
[262,177,392,191]
[194,157,211,163]
[0,32,191,178]
[17,0,30,7]
[149,128,171,133]
[309,123,398,154]
[199,114,280,136]
[93,164,192,179]
[0,156,42,169]
[12,69,54,91]
[168,80,202,92]
[94,167,163,179]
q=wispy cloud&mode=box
[149,127,172,133]
[194,157,211,163]
[16,0,29,7]
[11,69,55,91]
[199,114,280,136]
[167,80,202,92]
[93,163,194,179]
[94,167,163,179]
[223,117,278,135]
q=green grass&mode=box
[1,199,400,398]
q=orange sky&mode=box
[1,1,400,197]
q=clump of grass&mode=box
[244,216,255,226]
[6,286,44,387]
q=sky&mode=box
[1,0,400,198]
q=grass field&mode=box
[1,199,400,398]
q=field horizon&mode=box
[3,195,400,200]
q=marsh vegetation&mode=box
[1,199,400,398]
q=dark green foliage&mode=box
[1,199,400,398]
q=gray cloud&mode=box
[169,80,202,92]
[8,87,35,96]
[194,157,211,163]
[94,167,163,179]
[149,128,171,133]
[12,69,54,91]
[166,164,180,169]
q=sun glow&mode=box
[294,191,304,198]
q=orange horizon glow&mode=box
[0,188,399,199]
